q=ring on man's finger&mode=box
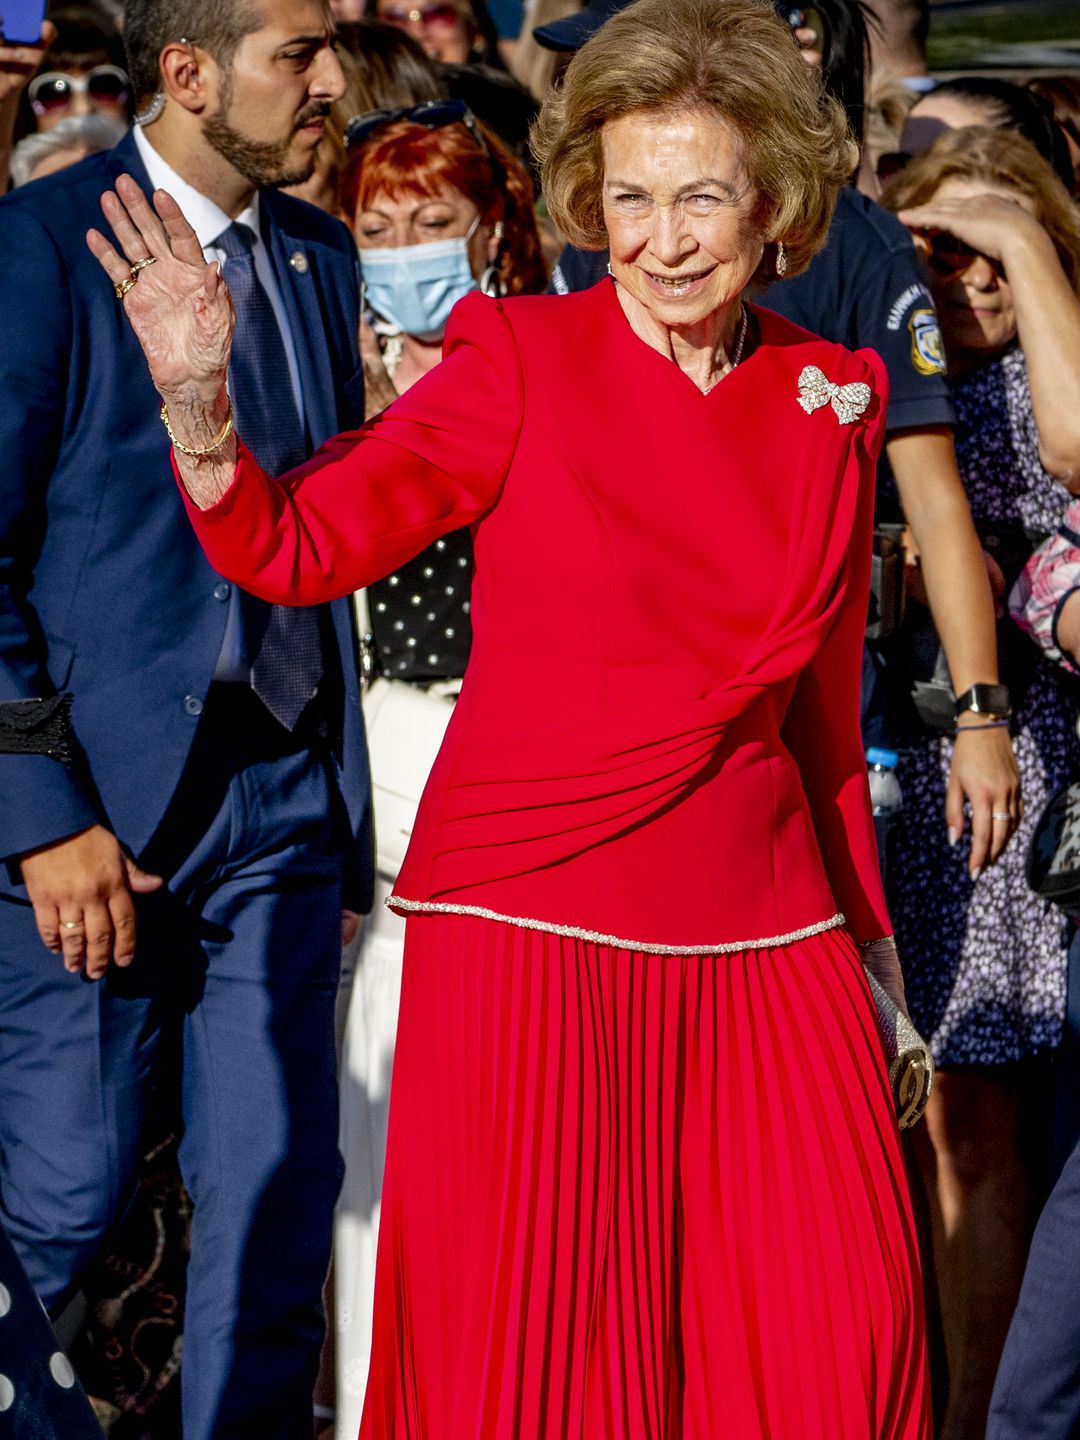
[130,256,157,276]
[61,919,84,930]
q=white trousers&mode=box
[334,872,405,1439]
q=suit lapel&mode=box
[106,128,152,189]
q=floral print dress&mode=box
[890,345,1080,1065]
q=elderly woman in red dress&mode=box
[89,0,931,1433]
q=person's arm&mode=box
[888,426,1022,874]
[0,23,53,193]
[87,177,521,596]
[0,204,163,980]
[897,192,1080,487]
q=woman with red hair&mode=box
[331,100,545,1433]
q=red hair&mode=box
[342,117,547,296]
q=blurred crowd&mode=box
[2,0,1080,1437]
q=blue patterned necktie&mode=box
[216,220,323,730]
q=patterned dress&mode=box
[891,346,1080,1065]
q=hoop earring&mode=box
[775,240,788,278]
[479,265,505,298]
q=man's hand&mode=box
[20,825,163,980]
[341,909,360,946]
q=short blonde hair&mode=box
[531,0,858,284]
[881,127,1080,296]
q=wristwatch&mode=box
[953,683,1012,720]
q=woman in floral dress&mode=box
[884,127,1080,1440]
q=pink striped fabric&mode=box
[360,913,931,1439]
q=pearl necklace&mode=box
[701,304,749,395]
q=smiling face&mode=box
[601,109,764,335]
[354,180,494,276]
[921,176,1031,363]
[202,0,346,189]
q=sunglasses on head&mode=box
[920,230,1006,281]
[378,3,462,28]
[345,98,491,160]
[28,64,129,117]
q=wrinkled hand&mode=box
[86,175,234,406]
[20,824,163,981]
[899,191,1041,271]
[861,936,909,1021]
[947,724,1022,878]
[0,20,54,106]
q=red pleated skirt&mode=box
[359,913,930,1439]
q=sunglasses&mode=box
[377,3,463,28]
[920,230,1006,281]
[29,64,129,118]
[345,98,491,161]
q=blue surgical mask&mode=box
[361,215,481,341]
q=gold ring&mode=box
[114,273,138,300]
[61,920,83,930]
[131,256,157,275]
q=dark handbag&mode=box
[1027,778,1080,914]
[0,694,75,762]
[866,524,907,642]
[903,523,1045,732]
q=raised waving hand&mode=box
[87,175,239,505]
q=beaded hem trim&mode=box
[385,895,847,956]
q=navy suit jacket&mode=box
[0,132,372,908]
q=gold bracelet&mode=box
[160,398,234,458]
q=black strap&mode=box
[0,695,75,763]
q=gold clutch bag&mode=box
[863,969,935,1130]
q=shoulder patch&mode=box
[908,308,946,376]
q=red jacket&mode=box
[181,282,891,953]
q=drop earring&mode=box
[479,265,504,297]
[480,220,506,297]
[775,240,787,278]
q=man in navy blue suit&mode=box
[0,1,372,1433]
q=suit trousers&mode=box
[987,1127,1080,1440]
[0,684,347,1439]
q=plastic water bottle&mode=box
[867,746,903,882]
[866,747,903,818]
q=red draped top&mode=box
[179,281,891,954]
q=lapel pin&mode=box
[289,251,309,274]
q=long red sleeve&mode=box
[179,293,524,604]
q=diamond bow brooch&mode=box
[796,365,871,425]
